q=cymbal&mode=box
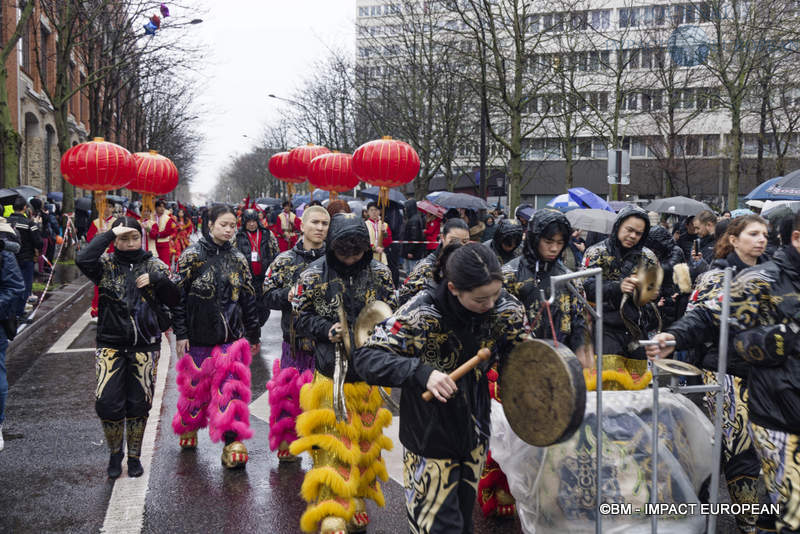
[652,358,702,376]
[355,301,393,348]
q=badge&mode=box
[251,251,259,262]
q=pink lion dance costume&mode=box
[172,338,253,468]
[266,360,313,461]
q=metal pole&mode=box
[708,267,732,534]
[651,362,659,533]
[594,270,604,534]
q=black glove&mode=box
[734,324,797,367]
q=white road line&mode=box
[59,347,96,354]
[47,309,92,353]
[100,333,173,534]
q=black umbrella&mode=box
[0,188,19,203]
[75,197,93,211]
[106,194,129,205]
[357,186,406,206]
[761,201,800,222]
[13,185,41,199]
[763,168,800,198]
[431,192,488,210]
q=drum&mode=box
[499,339,586,447]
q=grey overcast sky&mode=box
[188,0,355,196]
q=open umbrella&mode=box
[760,201,800,222]
[430,192,488,210]
[568,187,614,212]
[745,176,786,200]
[730,208,754,218]
[358,185,406,205]
[608,201,631,212]
[547,194,580,211]
[106,194,129,205]
[47,192,63,202]
[75,197,93,211]
[645,196,710,216]
[13,185,41,199]
[417,199,447,218]
[566,208,617,234]
[0,188,18,203]
[764,168,800,198]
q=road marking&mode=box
[47,309,91,353]
[59,347,96,354]
[100,333,173,534]
[250,391,270,424]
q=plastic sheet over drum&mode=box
[490,389,713,534]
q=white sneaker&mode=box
[0,424,5,451]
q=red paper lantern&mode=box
[129,150,179,195]
[308,153,360,195]
[288,143,330,181]
[60,137,135,191]
[268,151,297,183]
[352,137,420,188]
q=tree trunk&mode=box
[728,108,742,209]
[509,111,522,213]
[0,66,20,188]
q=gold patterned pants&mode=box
[749,423,800,533]
[404,442,487,534]
[290,373,393,533]
[704,372,761,533]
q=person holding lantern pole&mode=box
[263,205,330,462]
[171,204,261,469]
[76,217,179,479]
[290,213,396,534]
[365,201,392,265]
[146,200,178,269]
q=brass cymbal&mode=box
[355,301,393,348]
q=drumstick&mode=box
[422,348,491,402]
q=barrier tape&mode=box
[29,216,75,318]
[390,240,440,245]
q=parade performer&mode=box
[365,201,392,265]
[76,217,179,478]
[274,200,301,252]
[354,242,527,533]
[291,213,396,533]
[580,205,658,389]
[484,218,523,266]
[648,212,800,533]
[398,218,470,306]
[148,200,178,268]
[651,215,770,533]
[86,199,117,318]
[263,205,329,462]
[235,209,279,327]
[175,208,194,257]
[171,205,261,469]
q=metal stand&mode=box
[547,268,604,534]
[548,267,731,534]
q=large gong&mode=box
[499,339,586,447]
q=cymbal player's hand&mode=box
[426,370,457,403]
[646,333,676,360]
[620,276,639,294]
[328,322,343,343]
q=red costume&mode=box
[175,217,193,257]
[148,212,178,267]
[424,217,440,251]
[273,211,301,252]
[87,216,116,317]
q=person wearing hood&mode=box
[644,226,691,327]
[76,217,179,479]
[484,218,523,265]
[235,209,280,326]
[290,213,396,534]
[580,205,659,384]
[400,199,424,275]
[353,242,526,533]
[648,212,799,534]
[398,218,470,306]
[263,205,329,462]
[482,214,497,243]
[171,205,261,470]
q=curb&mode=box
[9,277,93,352]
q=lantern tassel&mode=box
[379,186,389,209]
[329,191,338,202]
[142,193,156,216]
[288,183,295,197]
[95,191,108,230]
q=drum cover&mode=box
[500,339,586,447]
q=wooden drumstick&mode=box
[422,348,491,402]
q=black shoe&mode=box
[107,452,124,478]
[127,458,144,478]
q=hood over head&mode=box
[524,209,572,264]
[644,225,673,260]
[611,205,651,253]
[403,199,418,217]
[492,218,523,250]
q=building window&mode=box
[21,11,31,71]
[591,9,611,29]
[685,135,701,156]
[622,92,638,111]
[358,6,369,17]
[592,138,607,158]
[631,137,648,157]
[683,88,695,109]
[371,5,382,16]
[40,25,49,88]
[525,15,539,33]
[703,135,719,156]
[619,7,638,28]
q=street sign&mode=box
[607,149,630,185]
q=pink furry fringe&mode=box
[172,353,215,434]
[266,359,313,451]
[208,339,253,443]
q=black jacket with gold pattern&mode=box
[293,249,396,379]
[353,283,526,459]
[173,236,260,346]
[398,249,438,306]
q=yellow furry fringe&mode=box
[672,263,692,294]
[300,499,355,533]
[300,465,360,502]
[583,368,652,391]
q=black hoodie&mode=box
[484,219,523,265]
[401,199,424,260]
